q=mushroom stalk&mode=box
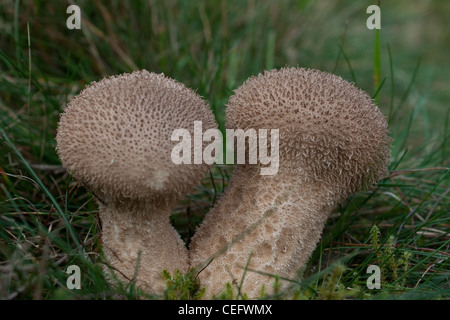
[100,203,188,294]
[189,67,390,299]
[190,168,337,298]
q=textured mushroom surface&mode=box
[56,70,217,294]
[189,67,391,298]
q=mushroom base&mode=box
[189,167,339,299]
[99,203,189,296]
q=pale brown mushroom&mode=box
[56,70,216,294]
[189,67,391,298]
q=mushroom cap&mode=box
[226,67,391,193]
[56,70,217,205]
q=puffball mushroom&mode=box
[189,67,391,298]
[56,70,217,294]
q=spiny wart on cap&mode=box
[56,70,217,295]
[189,67,391,298]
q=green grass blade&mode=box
[0,126,85,257]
